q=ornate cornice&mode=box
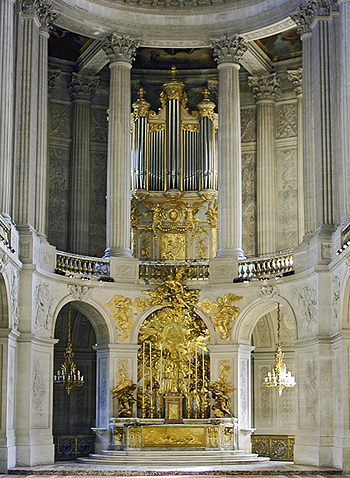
[102,33,140,65]
[68,73,100,101]
[248,73,280,101]
[210,35,248,65]
[287,68,303,96]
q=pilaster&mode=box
[0,0,15,218]
[102,34,140,261]
[209,35,247,281]
[35,3,58,239]
[248,73,280,255]
[68,73,99,255]
[338,0,350,221]
[287,68,304,245]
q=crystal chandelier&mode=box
[53,304,84,395]
[264,303,296,396]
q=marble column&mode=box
[311,3,336,228]
[13,1,40,228]
[35,7,58,239]
[287,68,304,244]
[68,73,99,255]
[0,0,14,218]
[210,35,247,260]
[102,34,140,258]
[292,5,316,235]
[248,74,280,255]
[339,0,350,220]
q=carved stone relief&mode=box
[0,253,9,273]
[50,102,70,137]
[300,354,318,427]
[240,359,248,426]
[67,283,91,301]
[259,365,272,424]
[99,358,108,425]
[241,109,256,142]
[278,149,298,250]
[277,104,297,138]
[294,286,317,332]
[90,153,107,256]
[49,147,69,250]
[32,358,46,420]
[9,267,19,330]
[34,283,54,334]
[332,275,341,330]
[91,109,108,143]
[242,152,256,256]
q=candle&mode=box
[160,344,163,389]
[149,342,152,395]
[202,348,205,388]
[143,342,145,390]
[195,348,198,392]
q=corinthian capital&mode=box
[19,0,59,29]
[102,33,140,64]
[68,73,100,101]
[210,35,248,65]
[248,73,280,101]
[291,2,316,34]
[287,68,303,96]
[35,0,59,31]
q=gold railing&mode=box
[251,435,295,461]
[139,261,210,282]
[238,252,294,280]
[56,251,110,278]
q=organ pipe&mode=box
[131,72,217,193]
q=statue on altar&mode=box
[112,379,137,417]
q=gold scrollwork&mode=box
[149,123,166,133]
[182,123,200,133]
[106,295,148,342]
[198,293,243,341]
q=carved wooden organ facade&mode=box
[131,68,218,262]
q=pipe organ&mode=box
[131,67,218,262]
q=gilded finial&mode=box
[138,87,145,99]
[170,65,177,80]
[202,88,210,100]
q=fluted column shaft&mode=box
[68,73,99,255]
[312,16,336,226]
[302,33,316,234]
[102,34,140,258]
[35,28,50,237]
[248,74,280,255]
[211,35,248,259]
[339,0,350,218]
[13,9,39,227]
[0,0,14,217]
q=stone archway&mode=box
[53,302,100,461]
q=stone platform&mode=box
[78,449,269,466]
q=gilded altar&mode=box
[109,417,238,450]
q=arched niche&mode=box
[249,302,297,457]
[53,302,99,460]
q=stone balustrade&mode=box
[56,251,110,278]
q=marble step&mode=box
[78,450,269,465]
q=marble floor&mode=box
[6,461,344,477]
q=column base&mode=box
[103,247,134,259]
